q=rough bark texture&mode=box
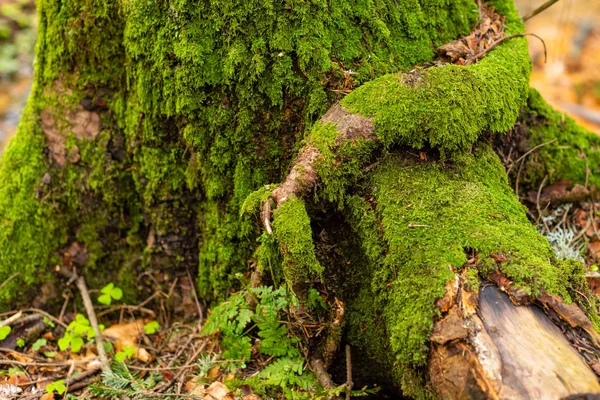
[2,0,600,397]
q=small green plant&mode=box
[0,325,11,340]
[32,338,47,351]
[43,317,56,328]
[46,379,66,395]
[16,338,25,347]
[89,362,162,397]
[8,368,23,375]
[143,321,160,335]
[58,314,104,353]
[203,286,314,393]
[98,283,123,306]
[115,345,136,363]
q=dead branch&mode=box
[345,345,353,400]
[469,33,547,65]
[56,266,111,373]
[523,0,561,22]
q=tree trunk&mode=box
[1,0,600,397]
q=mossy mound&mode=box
[341,144,590,396]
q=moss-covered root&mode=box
[272,196,323,298]
[511,88,600,190]
[259,0,532,210]
[340,0,530,154]
[343,144,597,397]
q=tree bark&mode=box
[1,0,600,398]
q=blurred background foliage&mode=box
[0,0,36,155]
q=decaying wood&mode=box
[430,283,600,399]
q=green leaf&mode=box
[0,326,11,340]
[110,287,123,300]
[98,293,112,305]
[16,338,25,347]
[101,283,115,294]
[8,368,23,376]
[58,336,70,351]
[32,338,47,351]
[47,379,66,395]
[71,336,84,353]
[75,314,90,326]
[44,351,55,358]
[144,321,160,335]
[103,341,113,353]
[115,351,127,363]
[124,345,136,358]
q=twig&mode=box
[0,359,86,367]
[128,359,244,371]
[59,290,72,322]
[523,0,561,22]
[97,291,160,318]
[0,272,19,292]
[310,357,336,390]
[469,33,547,65]
[262,199,273,235]
[156,342,207,393]
[0,310,22,327]
[345,345,353,400]
[56,266,111,373]
[507,138,557,174]
[97,304,156,318]
[536,175,550,230]
[20,368,101,400]
[408,223,432,228]
[165,329,197,370]
[186,268,204,325]
[15,309,67,329]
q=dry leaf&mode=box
[102,320,146,342]
[588,241,600,259]
[205,381,230,400]
[40,393,55,400]
[184,377,204,396]
[7,373,28,387]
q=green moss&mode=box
[0,101,65,307]
[341,38,531,153]
[341,144,588,395]
[272,196,323,297]
[519,88,600,188]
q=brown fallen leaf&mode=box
[589,241,600,259]
[102,320,146,342]
[185,380,233,400]
[205,381,232,400]
[40,393,55,400]
[8,372,28,387]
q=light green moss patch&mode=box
[341,38,531,153]
[272,196,323,297]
